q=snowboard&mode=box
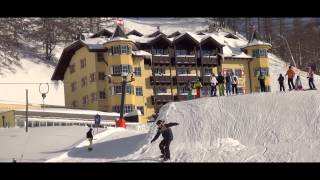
[304,88,317,91]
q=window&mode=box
[99,91,106,99]
[137,106,144,115]
[112,65,132,75]
[255,67,269,76]
[202,49,216,56]
[71,82,77,92]
[156,87,167,94]
[89,73,96,82]
[235,69,244,78]
[91,93,96,103]
[80,58,86,68]
[72,100,77,108]
[152,49,168,55]
[153,67,165,75]
[179,87,189,94]
[98,72,105,80]
[81,76,87,87]
[252,49,267,58]
[112,105,134,114]
[203,68,212,76]
[176,68,191,75]
[134,67,141,76]
[97,52,104,62]
[82,95,89,105]
[69,64,75,74]
[136,87,143,96]
[176,49,194,56]
[112,45,130,55]
[113,85,133,95]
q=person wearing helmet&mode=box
[150,120,179,161]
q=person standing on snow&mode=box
[295,75,303,90]
[231,72,239,95]
[225,73,232,96]
[257,71,266,92]
[285,65,295,90]
[186,80,193,100]
[210,73,218,97]
[216,72,225,96]
[278,74,285,92]
[150,120,179,161]
[193,78,202,98]
[307,67,316,90]
[86,128,93,151]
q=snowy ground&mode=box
[0,126,96,162]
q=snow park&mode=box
[0,17,320,163]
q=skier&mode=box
[278,73,285,92]
[307,67,316,90]
[86,128,93,151]
[216,72,225,96]
[295,75,303,90]
[231,72,239,95]
[210,73,218,97]
[225,73,232,95]
[257,71,266,92]
[150,120,179,161]
[193,78,202,98]
[186,80,193,100]
[285,65,295,90]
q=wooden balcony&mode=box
[150,75,172,84]
[175,55,197,65]
[152,55,171,64]
[152,95,174,104]
[202,56,218,65]
[176,75,198,83]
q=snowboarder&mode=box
[231,72,239,95]
[307,67,316,90]
[225,73,232,95]
[285,66,295,90]
[193,78,202,98]
[257,71,266,92]
[210,73,218,97]
[86,128,93,151]
[216,72,225,96]
[150,120,179,161]
[186,80,193,100]
[278,74,285,92]
[295,75,303,90]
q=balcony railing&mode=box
[150,75,172,84]
[176,75,198,83]
[152,55,171,64]
[202,56,218,65]
[175,55,197,64]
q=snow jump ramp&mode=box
[129,90,320,162]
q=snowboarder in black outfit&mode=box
[278,74,285,92]
[150,120,179,161]
[86,128,93,151]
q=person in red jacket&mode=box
[285,66,295,90]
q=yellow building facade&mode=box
[52,26,272,124]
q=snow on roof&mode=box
[246,39,272,47]
[80,38,106,49]
[132,50,152,58]
[107,37,134,43]
[127,35,154,43]
[27,108,119,116]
